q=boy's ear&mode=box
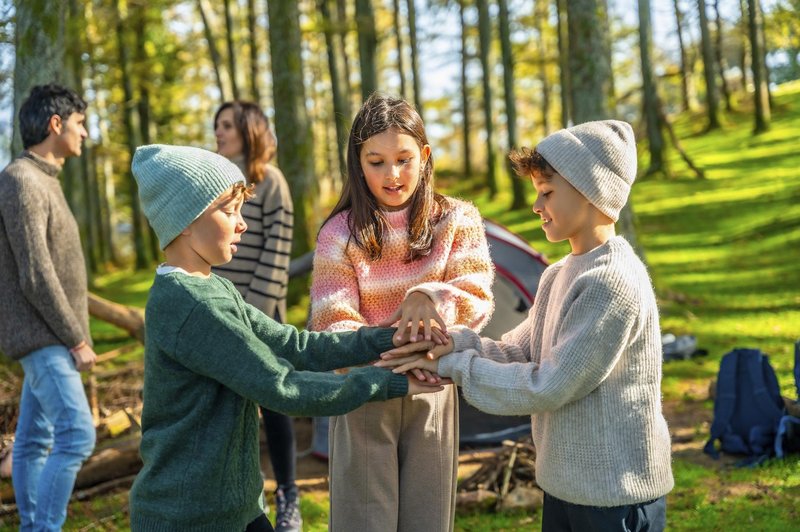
[48,114,63,136]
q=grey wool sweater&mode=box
[440,236,674,507]
[0,151,90,360]
[130,271,407,531]
[212,158,294,322]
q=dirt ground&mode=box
[263,392,727,498]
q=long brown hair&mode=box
[322,93,449,261]
[214,101,276,184]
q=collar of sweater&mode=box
[382,205,411,229]
[564,235,629,268]
[21,150,62,177]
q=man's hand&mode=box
[70,341,97,372]
[379,291,448,343]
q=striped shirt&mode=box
[213,159,293,322]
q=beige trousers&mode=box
[328,385,459,532]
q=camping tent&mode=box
[296,219,550,454]
[458,219,548,446]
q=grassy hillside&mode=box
[2,83,799,531]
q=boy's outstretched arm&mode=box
[173,298,444,416]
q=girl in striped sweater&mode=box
[309,93,494,532]
[212,101,302,532]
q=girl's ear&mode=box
[420,144,431,167]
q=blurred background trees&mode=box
[1,0,797,278]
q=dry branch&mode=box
[88,293,145,343]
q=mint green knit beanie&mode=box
[535,120,636,222]
[131,144,245,249]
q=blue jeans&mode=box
[13,345,96,531]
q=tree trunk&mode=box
[197,0,228,103]
[11,0,67,155]
[459,0,472,178]
[535,0,551,135]
[566,0,644,261]
[713,0,733,111]
[267,0,314,254]
[406,0,423,118]
[736,0,750,89]
[566,0,613,122]
[638,0,667,177]
[336,0,355,114]
[134,3,160,262]
[672,0,694,111]
[355,0,378,101]
[556,0,571,127]
[115,0,150,269]
[319,0,350,178]
[86,0,120,266]
[476,0,497,198]
[223,0,240,100]
[757,0,773,107]
[247,0,261,103]
[748,0,770,133]
[697,0,721,130]
[65,0,97,278]
[392,0,407,99]
[498,0,526,210]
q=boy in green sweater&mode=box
[128,144,444,532]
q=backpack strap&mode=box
[704,349,742,458]
[794,340,800,400]
[744,352,784,456]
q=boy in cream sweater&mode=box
[379,121,674,531]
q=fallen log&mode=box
[88,293,145,343]
[0,435,143,504]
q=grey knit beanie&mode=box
[131,144,245,249]
[535,120,637,222]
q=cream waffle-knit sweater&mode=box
[440,236,674,507]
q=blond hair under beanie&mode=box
[535,120,637,222]
[131,144,245,249]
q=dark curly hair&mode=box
[19,84,86,149]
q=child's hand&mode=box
[384,335,454,361]
[405,374,452,395]
[392,326,448,347]
[376,352,440,375]
[379,291,448,343]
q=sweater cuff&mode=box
[437,352,467,385]
[369,326,398,352]
[406,285,443,308]
[386,372,408,399]
[450,327,481,353]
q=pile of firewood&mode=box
[456,439,543,513]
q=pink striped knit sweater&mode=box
[309,198,495,335]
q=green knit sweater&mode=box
[130,271,407,531]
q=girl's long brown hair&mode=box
[214,101,276,184]
[321,93,449,261]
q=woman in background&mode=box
[213,101,301,532]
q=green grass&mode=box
[2,82,800,531]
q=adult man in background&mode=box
[0,83,96,531]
